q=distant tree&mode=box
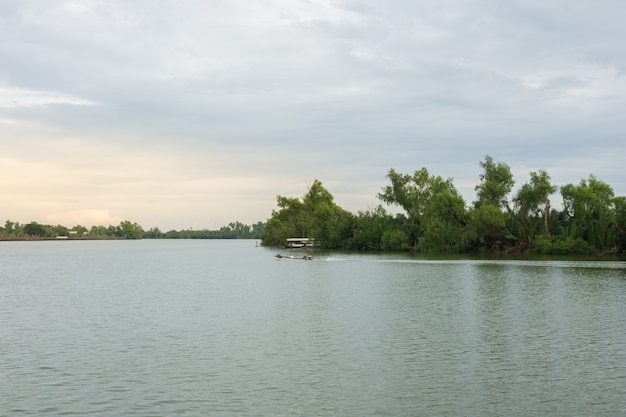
[53,224,69,237]
[89,225,109,238]
[251,221,265,238]
[119,220,144,239]
[23,222,48,237]
[144,227,163,238]
[71,225,88,236]
[4,220,16,236]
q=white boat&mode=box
[285,237,317,248]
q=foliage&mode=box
[2,157,624,256]
[161,221,265,239]
[261,180,353,248]
[474,155,515,209]
[418,217,464,253]
[465,204,507,251]
[117,221,142,239]
[378,167,467,251]
[343,206,408,251]
[614,196,626,252]
[529,235,593,255]
[23,222,49,237]
[1,219,264,240]
[512,170,558,246]
[559,175,616,251]
[380,229,410,251]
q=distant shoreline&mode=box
[0,237,127,241]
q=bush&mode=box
[530,235,593,255]
[381,229,410,251]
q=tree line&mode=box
[0,220,265,240]
[261,155,626,255]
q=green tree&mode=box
[53,224,69,237]
[71,225,88,237]
[474,155,515,210]
[261,195,306,245]
[560,175,616,250]
[145,227,163,238]
[119,220,144,239]
[302,180,353,248]
[378,167,466,252]
[23,222,49,237]
[381,228,410,251]
[261,180,351,248]
[251,222,265,239]
[4,220,16,236]
[613,196,626,252]
[465,204,506,251]
[512,170,557,246]
[346,206,407,251]
[89,225,109,238]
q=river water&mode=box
[2,240,625,416]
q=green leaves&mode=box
[475,155,515,209]
[259,160,624,254]
[560,175,616,250]
[378,167,467,252]
[261,180,353,248]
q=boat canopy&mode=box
[285,237,317,248]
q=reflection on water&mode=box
[2,240,625,416]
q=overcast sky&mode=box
[1,0,625,230]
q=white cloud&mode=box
[0,86,95,107]
[1,0,625,228]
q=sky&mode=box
[1,0,625,231]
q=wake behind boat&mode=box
[275,253,313,260]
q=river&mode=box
[2,240,625,416]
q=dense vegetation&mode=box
[4,155,624,255]
[261,156,626,255]
[0,220,265,241]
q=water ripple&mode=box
[2,240,625,416]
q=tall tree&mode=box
[119,220,144,239]
[613,196,626,252]
[513,170,557,241]
[23,222,48,237]
[560,175,615,250]
[261,180,351,248]
[465,204,507,251]
[378,168,466,252]
[474,155,515,210]
[302,180,353,248]
[346,206,406,251]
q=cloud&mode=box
[1,0,625,229]
[0,86,96,107]
[44,210,123,228]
